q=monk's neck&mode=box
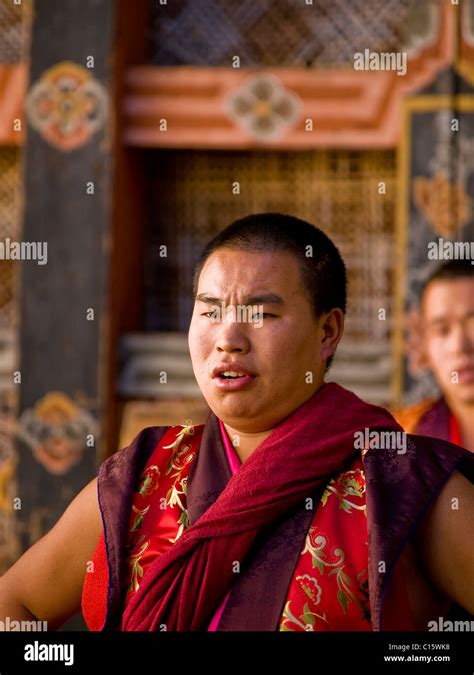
[223,424,274,463]
[447,398,474,452]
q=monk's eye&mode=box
[201,309,220,319]
[252,311,275,320]
[430,323,450,337]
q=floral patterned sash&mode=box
[83,422,403,631]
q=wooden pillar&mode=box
[17,0,118,553]
[104,0,151,464]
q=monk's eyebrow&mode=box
[427,317,449,325]
[243,293,285,305]
[428,311,474,325]
[196,294,222,304]
[196,293,284,305]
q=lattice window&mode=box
[146,149,395,347]
[0,148,22,332]
[0,0,31,64]
[151,0,429,67]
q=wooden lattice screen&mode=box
[0,1,25,63]
[150,0,421,67]
[0,148,21,331]
[145,148,396,402]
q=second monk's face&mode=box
[188,248,330,433]
[422,277,474,406]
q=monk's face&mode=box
[188,248,342,432]
[421,277,474,406]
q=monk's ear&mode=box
[319,308,344,360]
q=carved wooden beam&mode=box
[123,4,454,150]
[1,3,461,149]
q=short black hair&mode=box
[192,212,347,369]
[421,259,474,300]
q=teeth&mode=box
[221,371,245,378]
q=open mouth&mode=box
[211,366,256,390]
[218,371,248,379]
[456,366,474,383]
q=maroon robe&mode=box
[95,386,472,631]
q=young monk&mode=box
[395,259,474,452]
[0,213,472,631]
